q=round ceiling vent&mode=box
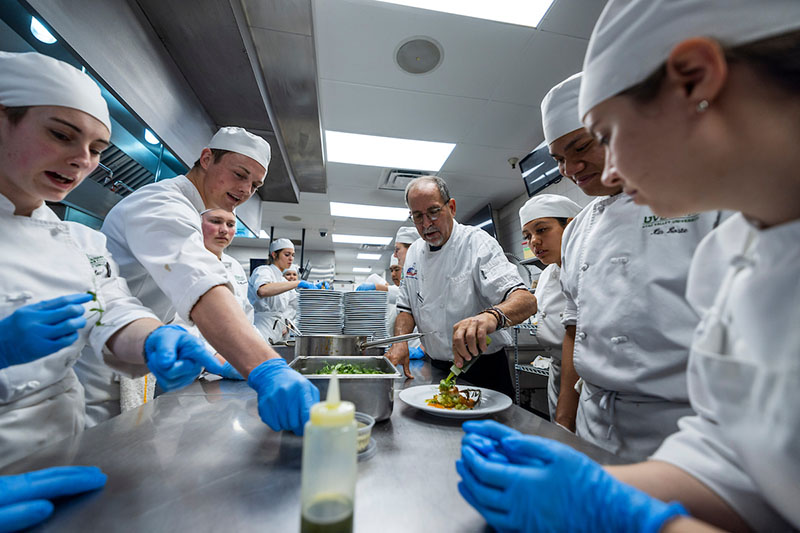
[395,37,443,75]
[283,215,302,222]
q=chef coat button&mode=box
[540,311,547,318]
[576,332,586,341]
[610,335,628,344]
[27,380,41,389]
[580,263,589,271]
[50,227,61,236]
[597,205,605,213]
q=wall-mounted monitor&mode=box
[464,203,497,240]
[519,143,562,197]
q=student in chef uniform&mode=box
[389,256,402,288]
[386,176,537,396]
[456,1,800,531]
[0,52,226,530]
[282,264,299,325]
[249,238,321,343]
[100,128,319,435]
[517,194,582,422]
[393,225,418,267]
[541,71,723,460]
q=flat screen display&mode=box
[519,144,561,197]
[464,204,497,239]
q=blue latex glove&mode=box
[297,280,316,290]
[408,346,425,359]
[0,466,106,532]
[355,283,376,291]
[316,281,331,290]
[456,422,688,533]
[144,325,222,392]
[0,293,93,370]
[204,357,245,380]
[247,358,320,435]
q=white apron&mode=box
[249,264,293,343]
[532,263,566,421]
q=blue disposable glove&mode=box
[144,325,222,392]
[355,283,376,291]
[204,357,245,380]
[0,466,106,532]
[408,346,425,359]
[297,280,316,290]
[247,358,320,435]
[456,421,688,533]
[0,293,93,370]
[315,281,331,290]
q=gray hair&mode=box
[404,175,451,207]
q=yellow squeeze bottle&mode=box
[300,371,357,533]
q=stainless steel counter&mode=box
[4,359,622,532]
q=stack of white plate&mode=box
[343,291,388,338]
[298,289,344,334]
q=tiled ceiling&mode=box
[252,0,607,278]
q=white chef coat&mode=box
[101,175,233,324]
[560,193,722,460]
[396,220,526,360]
[532,263,567,421]
[248,264,293,343]
[76,251,254,427]
[0,193,155,467]
[652,214,800,531]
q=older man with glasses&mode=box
[386,176,537,397]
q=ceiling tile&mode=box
[538,0,608,40]
[460,100,543,151]
[443,143,529,180]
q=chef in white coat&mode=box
[543,72,723,461]
[100,127,319,435]
[518,194,582,421]
[386,176,537,395]
[282,264,299,325]
[457,2,800,532]
[250,238,319,343]
[0,52,224,528]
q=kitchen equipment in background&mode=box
[290,356,401,422]
[292,332,425,359]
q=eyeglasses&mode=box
[410,205,445,224]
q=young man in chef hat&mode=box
[0,51,229,530]
[518,194,582,422]
[456,1,799,531]
[96,126,318,435]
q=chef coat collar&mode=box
[425,220,460,253]
[0,191,59,221]
[746,214,800,260]
[175,174,210,215]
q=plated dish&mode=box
[399,385,512,419]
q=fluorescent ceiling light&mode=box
[31,17,57,44]
[476,219,493,229]
[326,130,455,172]
[332,234,393,245]
[357,253,382,260]
[258,230,269,239]
[144,129,160,145]
[372,0,554,28]
[353,267,372,273]
[330,201,409,222]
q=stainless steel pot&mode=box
[291,332,424,358]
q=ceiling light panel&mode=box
[357,253,382,260]
[353,267,372,273]
[332,234,393,245]
[325,130,455,172]
[372,0,554,27]
[330,201,409,221]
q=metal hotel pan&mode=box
[291,332,424,358]
[289,356,401,421]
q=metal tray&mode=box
[289,356,400,422]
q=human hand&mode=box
[386,344,413,379]
[145,325,220,391]
[0,466,107,532]
[0,293,93,370]
[204,355,245,380]
[408,346,425,360]
[451,313,496,368]
[315,281,331,290]
[355,283,376,291]
[247,358,319,435]
[297,280,316,290]
[456,430,687,533]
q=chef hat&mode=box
[395,226,419,245]
[390,255,400,267]
[365,273,386,286]
[0,51,111,133]
[208,127,271,173]
[269,238,294,253]
[541,72,583,146]
[282,264,298,274]
[579,0,800,119]
[519,194,582,229]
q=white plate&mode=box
[398,385,512,419]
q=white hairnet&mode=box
[519,194,583,229]
[390,255,400,267]
[208,127,271,173]
[269,238,294,253]
[580,0,800,119]
[541,72,583,146]
[0,52,111,133]
[282,264,298,274]
[395,226,419,245]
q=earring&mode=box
[696,100,709,113]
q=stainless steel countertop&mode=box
[5,359,622,532]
